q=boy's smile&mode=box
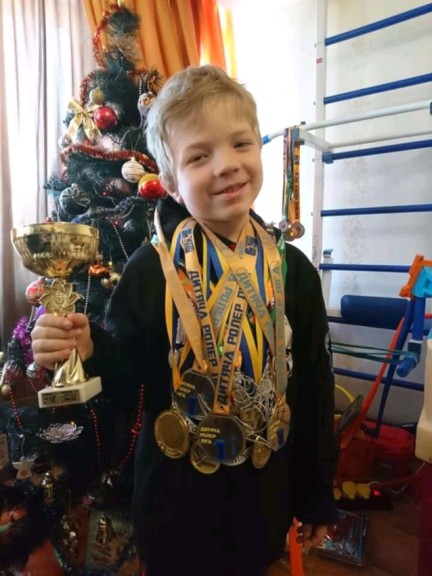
[163,99,263,242]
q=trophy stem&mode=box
[41,278,81,316]
[52,348,87,388]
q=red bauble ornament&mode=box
[93,106,118,131]
[25,277,46,305]
[138,178,165,200]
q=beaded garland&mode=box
[4,314,145,496]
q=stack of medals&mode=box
[152,212,292,474]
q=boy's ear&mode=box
[171,192,184,204]
[160,173,183,204]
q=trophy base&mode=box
[37,377,102,408]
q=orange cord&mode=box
[338,316,404,450]
[289,519,304,576]
[339,311,432,450]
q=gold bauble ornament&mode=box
[1,382,11,397]
[89,87,105,105]
[101,270,121,290]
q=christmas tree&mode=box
[0,4,164,573]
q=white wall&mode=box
[226,0,432,424]
[227,0,317,257]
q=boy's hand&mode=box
[296,523,328,550]
[31,312,93,370]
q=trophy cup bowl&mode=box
[11,222,102,408]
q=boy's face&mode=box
[163,99,263,241]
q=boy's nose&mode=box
[213,150,240,176]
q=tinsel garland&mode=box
[2,317,46,398]
[61,144,157,174]
[11,317,33,367]
[80,71,98,107]
[92,4,140,71]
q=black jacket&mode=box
[85,196,339,564]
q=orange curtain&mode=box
[83,0,236,79]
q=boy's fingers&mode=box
[35,314,73,330]
[67,312,89,328]
[32,325,74,342]
[33,349,72,371]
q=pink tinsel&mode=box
[11,317,33,366]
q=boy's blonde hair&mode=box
[146,65,261,191]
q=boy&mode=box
[31,65,338,575]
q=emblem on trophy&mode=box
[11,222,102,408]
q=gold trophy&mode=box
[11,222,102,408]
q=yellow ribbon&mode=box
[67,98,101,143]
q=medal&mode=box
[259,373,274,395]
[190,441,220,475]
[251,437,272,469]
[284,315,292,348]
[197,414,246,464]
[239,404,264,432]
[267,397,291,451]
[224,448,250,466]
[173,369,215,418]
[168,348,180,368]
[154,409,190,459]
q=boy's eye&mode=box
[235,140,252,148]
[188,153,207,164]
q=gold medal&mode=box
[174,369,215,419]
[190,441,220,475]
[154,409,190,459]
[197,414,246,464]
[267,397,291,452]
[251,437,272,469]
[168,349,180,368]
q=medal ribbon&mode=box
[291,134,301,223]
[179,218,221,377]
[152,210,208,388]
[180,219,258,415]
[233,234,267,382]
[206,231,265,383]
[250,219,288,397]
[214,285,247,414]
[282,128,292,222]
[201,219,288,397]
[206,241,237,336]
[206,240,262,380]
[212,227,259,414]
[167,220,237,391]
[199,223,276,356]
[282,128,301,224]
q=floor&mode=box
[310,496,419,576]
[272,491,420,576]
[20,484,422,576]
